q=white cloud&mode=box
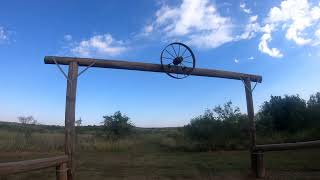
[315,29,320,38]
[266,0,320,45]
[71,34,127,57]
[240,3,252,14]
[144,25,153,34]
[237,15,260,40]
[147,0,234,48]
[141,0,320,58]
[0,27,8,41]
[258,33,283,58]
[234,58,239,63]
[255,0,320,57]
[64,34,72,41]
[314,28,320,45]
[248,56,254,60]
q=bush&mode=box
[184,101,249,151]
[17,116,37,144]
[257,95,308,133]
[101,111,134,140]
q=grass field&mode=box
[1,148,320,179]
[0,123,319,179]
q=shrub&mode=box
[101,111,134,141]
[184,101,249,151]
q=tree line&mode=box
[15,92,320,151]
[98,92,320,151]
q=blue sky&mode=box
[1,0,320,127]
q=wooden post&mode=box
[56,163,67,180]
[244,78,257,176]
[65,61,78,180]
[255,151,265,178]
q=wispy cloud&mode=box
[69,34,128,57]
[64,34,72,41]
[266,0,320,45]
[139,0,320,59]
[257,0,320,57]
[236,15,260,40]
[258,33,283,58]
[240,2,251,14]
[0,26,9,42]
[143,0,234,49]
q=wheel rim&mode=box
[160,42,196,79]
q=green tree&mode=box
[306,92,320,128]
[257,95,307,133]
[184,101,249,150]
[17,115,37,143]
[102,111,134,140]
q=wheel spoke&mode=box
[162,56,174,60]
[180,62,188,68]
[181,47,188,57]
[183,55,192,59]
[162,43,195,79]
[165,49,175,59]
[162,59,173,65]
[171,45,178,57]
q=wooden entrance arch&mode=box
[44,56,262,180]
[1,55,320,179]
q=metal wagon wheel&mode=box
[160,42,196,79]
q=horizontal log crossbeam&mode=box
[0,155,68,175]
[254,140,320,152]
[44,56,262,83]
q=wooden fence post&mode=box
[65,61,78,180]
[255,151,265,178]
[244,78,257,176]
[56,163,67,180]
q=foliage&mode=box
[75,118,82,126]
[184,101,249,151]
[101,111,134,140]
[2,92,320,153]
[306,92,320,128]
[17,115,37,144]
[256,94,320,134]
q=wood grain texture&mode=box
[254,152,265,178]
[64,61,78,180]
[44,56,262,83]
[244,78,257,174]
[255,140,320,152]
[56,163,67,180]
[0,156,68,175]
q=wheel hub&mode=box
[173,56,183,65]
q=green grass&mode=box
[1,149,319,179]
[0,125,319,179]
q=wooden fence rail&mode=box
[252,140,320,178]
[0,155,68,180]
[254,140,320,152]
